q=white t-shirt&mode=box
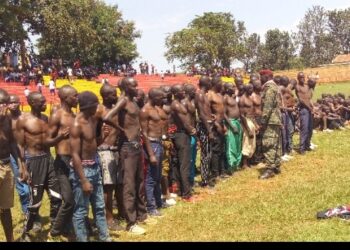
[67,68,73,76]
[24,89,30,97]
[49,80,55,90]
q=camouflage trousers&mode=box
[262,125,282,169]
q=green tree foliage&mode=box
[296,5,338,67]
[259,29,296,70]
[165,12,246,70]
[240,33,262,72]
[36,0,140,67]
[328,8,350,54]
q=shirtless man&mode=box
[0,89,27,242]
[140,88,167,216]
[104,77,149,235]
[295,72,314,154]
[46,85,78,238]
[208,77,227,185]
[70,91,110,242]
[184,84,197,187]
[8,95,31,216]
[223,83,243,174]
[194,76,214,187]
[17,92,64,241]
[95,84,123,231]
[171,84,196,201]
[280,77,295,159]
[239,84,257,169]
[159,86,176,205]
[251,79,264,163]
[135,89,146,109]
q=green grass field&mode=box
[1,82,350,242]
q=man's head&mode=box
[252,79,262,92]
[211,76,222,92]
[28,92,47,112]
[160,85,172,104]
[58,85,78,108]
[307,78,317,89]
[120,77,138,98]
[199,76,211,91]
[100,83,117,106]
[235,76,244,87]
[244,84,254,96]
[172,84,185,100]
[78,91,99,116]
[259,69,274,84]
[8,94,20,113]
[0,89,10,117]
[135,89,146,108]
[280,76,290,88]
[274,75,282,86]
[224,83,235,96]
[148,88,164,106]
[184,83,196,99]
[250,73,260,83]
[297,72,305,85]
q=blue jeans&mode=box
[69,164,109,242]
[189,136,197,186]
[10,155,30,214]
[299,107,313,152]
[145,142,163,212]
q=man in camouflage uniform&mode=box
[259,70,283,180]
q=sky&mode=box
[106,0,350,71]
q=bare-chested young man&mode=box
[159,86,176,205]
[8,94,31,216]
[239,84,257,169]
[17,92,65,241]
[208,77,227,185]
[104,77,149,235]
[0,89,27,242]
[184,83,198,187]
[95,84,123,231]
[69,91,110,242]
[279,77,295,160]
[223,83,243,174]
[295,72,314,154]
[251,79,264,164]
[195,76,214,187]
[46,85,78,238]
[171,84,197,201]
[140,88,167,216]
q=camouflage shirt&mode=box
[261,80,282,126]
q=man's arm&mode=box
[70,121,93,195]
[45,111,69,147]
[195,93,213,137]
[172,102,195,135]
[10,118,28,182]
[103,97,126,131]
[139,108,157,165]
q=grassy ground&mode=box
[1,82,350,242]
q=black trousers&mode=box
[51,155,75,235]
[173,132,192,198]
[210,130,225,182]
[24,154,62,233]
[119,142,147,229]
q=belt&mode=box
[81,159,97,168]
[122,141,142,149]
[97,145,118,152]
[0,157,10,164]
[148,137,162,143]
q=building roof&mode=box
[332,54,350,64]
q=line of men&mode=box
[0,69,319,242]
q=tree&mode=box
[296,5,339,67]
[240,33,262,72]
[259,29,296,71]
[328,8,350,54]
[165,12,246,70]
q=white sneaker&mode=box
[129,224,146,235]
[165,198,176,206]
[281,155,290,162]
[170,193,178,199]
